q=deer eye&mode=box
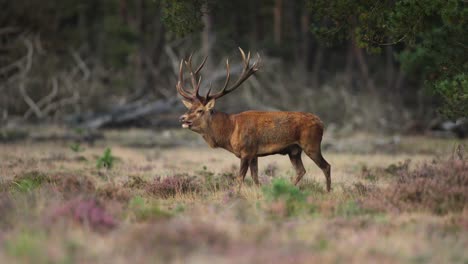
[196,109,204,114]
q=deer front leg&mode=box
[237,158,250,193]
[249,157,259,186]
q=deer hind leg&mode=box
[249,157,260,186]
[303,146,331,192]
[289,150,306,185]
[237,158,250,192]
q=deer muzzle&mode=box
[179,115,192,128]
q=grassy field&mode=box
[0,127,467,263]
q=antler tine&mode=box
[206,82,213,98]
[185,54,206,101]
[176,60,194,101]
[186,53,193,66]
[253,52,261,70]
[195,56,208,75]
[206,48,260,101]
[221,59,231,91]
[239,47,246,62]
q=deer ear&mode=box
[205,99,215,110]
[182,100,193,109]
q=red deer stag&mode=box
[177,48,331,191]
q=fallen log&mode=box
[68,97,182,129]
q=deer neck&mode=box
[201,111,233,149]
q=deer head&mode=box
[177,48,260,133]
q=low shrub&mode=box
[96,148,116,169]
[365,158,468,215]
[0,193,13,227]
[125,219,229,260]
[0,129,28,142]
[262,178,310,217]
[69,142,84,153]
[97,183,131,202]
[146,174,201,198]
[10,171,57,192]
[123,175,148,189]
[384,159,411,176]
[128,196,172,221]
[5,230,46,263]
[335,200,376,218]
[198,167,235,191]
[299,179,326,195]
[55,175,96,198]
[263,163,278,177]
[48,198,117,231]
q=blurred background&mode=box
[1,0,466,136]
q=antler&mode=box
[176,54,207,102]
[206,48,261,101]
[176,48,260,104]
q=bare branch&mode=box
[20,83,43,119]
[71,49,90,80]
[24,77,59,119]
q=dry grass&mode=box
[0,128,467,263]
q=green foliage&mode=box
[161,0,205,36]
[0,130,28,142]
[69,142,84,153]
[309,0,468,117]
[335,200,370,218]
[11,172,52,192]
[433,73,468,118]
[129,196,172,221]
[262,178,310,216]
[5,231,47,263]
[101,15,138,68]
[96,148,116,169]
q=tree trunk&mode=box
[201,4,214,71]
[344,40,354,86]
[311,46,324,89]
[273,0,282,46]
[385,46,394,91]
[352,37,377,95]
[300,12,311,70]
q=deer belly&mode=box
[257,143,297,156]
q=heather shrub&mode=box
[123,175,148,189]
[360,165,378,182]
[299,179,326,196]
[263,162,279,177]
[0,193,13,228]
[0,178,9,192]
[366,158,468,215]
[146,174,201,198]
[198,167,235,191]
[335,200,376,218]
[341,181,376,197]
[359,160,411,182]
[55,175,96,198]
[384,159,411,175]
[97,183,131,202]
[125,220,229,260]
[48,198,117,231]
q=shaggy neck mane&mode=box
[201,111,233,149]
